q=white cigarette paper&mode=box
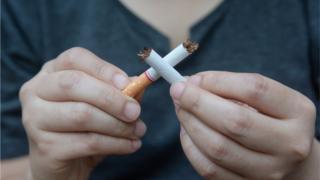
[144,40,198,81]
[144,50,186,84]
[145,44,189,81]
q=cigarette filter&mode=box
[122,72,152,98]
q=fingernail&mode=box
[188,75,201,86]
[132,140,142,150]
[134,121,147,137]
[112,73,130,89]
[170,82,186,100]
[124,102,141,121]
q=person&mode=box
[2,0,319,179]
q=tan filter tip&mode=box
[122,73,153,98]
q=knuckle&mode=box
[178,111,202,136]
[178,109,193,123]
[35,134,54,156]
[201,165,217,179]
[58,71,83,90]
[188,122,201,136]
[202,71,227,89]
[96,64,114,80]
[190,95,201,111]
[21,107,33,128]
[58,47,89,67]
[19,81,33,101]
[209,138,228,161]
[180,133,191,150]
[226,108,252,137]
[289,139,311,161]
[71,103,92,126]
[184,87,201,112]
[41,60,52,69]
[266,171,285,180]
[247,73,268,101]
[202,73,216,87]
[300,98,316,119]
[37,141,51,156]
[21,100,41,129]
[41,60,55,72]
[103,88,118,108]
[117,122,134,137]
[86,133,101,152]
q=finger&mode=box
[33,99,146,139]
[170,82,287,153]
[177,109,275,179]
[36,70,141,122]
[180,127,245,180]
[135,89,145,103]
[33,131,141,161]
[53,47,130,89]
[194,71,308,118]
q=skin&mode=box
[2,1,319,179]
[18,47,146,180]
[120,0,223,47]
[170,72,319,179]
[2,50,319,180]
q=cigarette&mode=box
[139,48,186,84]
[122,40,198,98]
[122,72,152,98]
[145,39,198,81]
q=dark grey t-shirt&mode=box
[2,0,319,179]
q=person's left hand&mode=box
[170,71,316,180]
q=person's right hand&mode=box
[19,47,146,180]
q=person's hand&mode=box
[19,48,146,180]
[170,71,317,180]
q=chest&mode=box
[119,0,223,47]
[43,0,311,96]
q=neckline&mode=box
[190,0,232,43]
[114,0,231,50]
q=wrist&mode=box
[284,139,320,180]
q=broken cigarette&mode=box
[140,48,186,84]
[145,39,198,81]
[122,40,198,98]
